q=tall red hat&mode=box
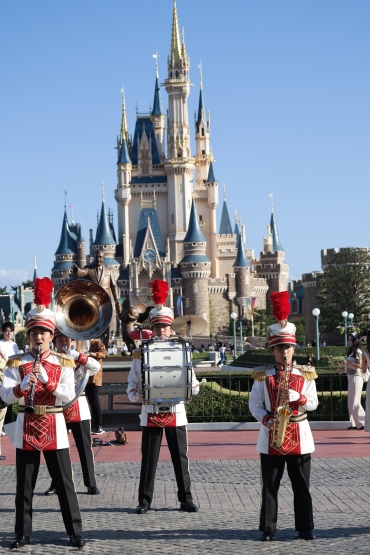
[267,291,296,347]
[148,280,173,328]
[26,277,55,333]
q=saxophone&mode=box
[270,356,292,448]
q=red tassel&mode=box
[34,277,54,308]
[149,280,169,305]
[270,291,291,322]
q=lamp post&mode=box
[342,311,348,346]
[230,312,237,360]
[312,308,320,362]
[239,318,243,356]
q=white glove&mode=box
[128,391,140,403]
[38,367,48,385]
[20,374,31,391]
[288,389,300,402]
[67,349,80,361]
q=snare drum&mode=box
[141,339,192,406]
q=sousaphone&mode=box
[54,279,113,409]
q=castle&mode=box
[51,1,289,335]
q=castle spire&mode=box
[183,199,206,243]
[55,209,75,255]
[196,61,206,133]
[219,186,233,235]
[233,232,250,268]
[33,257,38,283]
[270,208,284,252]
[170,0,182,66]
[152,53,164,116]
[94,196,116,246]
[120,85,129,143]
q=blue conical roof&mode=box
[152,75,164,116]
[55,210,76,255]
[94,199,116,246]
[219,200,233,235]
[207,161,216,183]
[184,200,206,243]
[118,137,131,164]
[196,88,205,132]
[270,210,284,252]
[233,233,250,268]
[77,223,84,243]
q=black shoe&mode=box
[87,486,100,495]
[347,426,357,429]
[69,534,86,547]
[358,426,365,430]
[10,536,30,549]
[136,503,150,514]
[261,532,274,541]
[0,455,6,460]
[91,427,105,435]
[180,501,198,512]
[44,485,56,496]
[297,530,315,541]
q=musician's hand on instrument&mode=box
[128,390,140,402]
[288,389,300,402]
[67,349,80,361]
[265,416,275,430]
[37,367,49,385]
[20,374,31,391]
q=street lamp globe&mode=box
[312,308,320,317]
[230,312,237,320]
[342,311,348,318]
[348,313,354,320]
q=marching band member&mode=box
[127,280,200,515]
[249,291,318,542]
[44,329,101,496]
[0,278,86,549]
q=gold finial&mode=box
[153,52,159,77]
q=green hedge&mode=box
[186,382,365,423]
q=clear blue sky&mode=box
[1,0,369,289]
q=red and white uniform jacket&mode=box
[63,354,100,424]
[249,364,318,456]
[0,349,75,451]
[127,350,200,427]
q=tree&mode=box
[316,248,370,333]
[0,286,8,295]
[15,329,28,351]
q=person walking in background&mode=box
[339,332,365,430]
[85,338,107,434]
[217,343,226,367]
[362,330,370,432]
[0,322,19,436]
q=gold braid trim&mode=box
[132,350,141,360]
[294,364,318,380]
[251,364,275,381]
[50,351,76,367]
[7,354,22,367]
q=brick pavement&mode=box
[1,455,370,553]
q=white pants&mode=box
[347,374,365,428]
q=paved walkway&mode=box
[1,429,370,553]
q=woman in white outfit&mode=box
[361,331,370,432]
[340,332,365,430]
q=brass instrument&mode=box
[54,279,113,408]
[270,356,292,448]
[24,345,41,414]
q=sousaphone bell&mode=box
[54,279,113,409]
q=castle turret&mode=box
[76,222,86,269]
[115,88,132,266]
[180,199,211,329]
[94,195,119,269]
[151,57,166,160]
[233,233,251,318]
[164,0,194,264]
[51,209,76,289]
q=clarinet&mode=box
[24,345,41,415]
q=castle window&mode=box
[192,263,197,267]
[192,243,196,246]
[201,128,205,137]
[199,215,203,222]
[202,150,205,154]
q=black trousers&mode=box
[259,453,314,534]
[50,420,96,489]
[15,448,82,538]
[85,384,102,428]
[139,425,193,506]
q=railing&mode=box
[98,370,362,422]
